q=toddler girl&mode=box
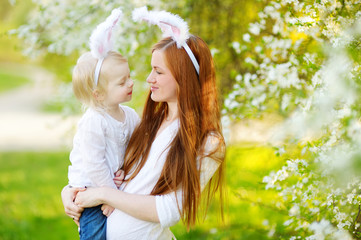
[67,9,139,240]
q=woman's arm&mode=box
[156,133,223,227]
[156,155,220,228]
[74,134,223,225]
[74,187,159,223]
[74,155,220,225]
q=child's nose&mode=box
[128,78,134,87]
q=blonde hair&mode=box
[72,51,128,108]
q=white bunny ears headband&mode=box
[89,8,123,86]
[132,7,200,75]
[89,7,199,87]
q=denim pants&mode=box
[79,205,106,240]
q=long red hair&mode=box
[123,35,225,228]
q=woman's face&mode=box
[146,50,178,103]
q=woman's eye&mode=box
[156,71,161,74]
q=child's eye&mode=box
[156,71,162,74]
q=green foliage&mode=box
[0,0,35,63]
[178,0,267,97]
[0,67,30,92]
[8,0,268,107]
[222,1,361,237]
[0,0,34,24]
[39,52,77,83]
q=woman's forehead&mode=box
[151,50,166,67]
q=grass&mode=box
[0,152,78,240]
[0,145,287,239]
[0,70,30,93]
[171,144,287,239]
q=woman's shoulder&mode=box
[202,131,225,157]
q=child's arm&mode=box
[80,116,117,189]
[61,185,86,226]
[113,169,125,188]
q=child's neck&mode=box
[105,105,125,123]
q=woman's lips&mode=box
[150,86,158,92]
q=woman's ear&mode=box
[92,89,104,101]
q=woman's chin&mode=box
[150,94,160,102]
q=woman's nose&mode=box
[146,72,155,83]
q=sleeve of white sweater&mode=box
[80,112,117,189]
[155,134,223,228]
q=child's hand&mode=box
[101,204,114,217]
[113,169,125,188]
[61,185,85,227]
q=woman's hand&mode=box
[61,185,85,226]
[101,204,114,217]
[74,187,105,208]
[113,169,125,188]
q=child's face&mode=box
[102,62,133,108]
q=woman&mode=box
[62,34,225,239]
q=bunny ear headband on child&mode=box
[89,8,123,86]
[132,6,200,75]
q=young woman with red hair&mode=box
[61,35,225,239]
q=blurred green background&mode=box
[0,0,289,239]
[0,147,287,239]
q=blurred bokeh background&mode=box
[0,1,280,239]
[2,0,361,239]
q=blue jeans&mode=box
[79,205,106,240]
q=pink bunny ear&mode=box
[158,21,181,40]
[132,7,199,75]
[98,45,104,55]
[89,8,123,59]
[132,7,189,48]
[171,25,181,38]
[157,22,172,38]
[89,8,123,85]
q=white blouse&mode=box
[68,105,139,188]
[106,120,222,240]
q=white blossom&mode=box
[249,23,262,35]
[243,33,251,42]
[231,41,241,54]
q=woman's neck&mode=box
[155,102,178,139]
[165,102,178,122]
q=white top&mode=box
[107,120,222,240]
[68,105,140,188]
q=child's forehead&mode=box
[105,56,128,66]
[114,62,130,74]
[102,61,129,81]
[103,59,129,71]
